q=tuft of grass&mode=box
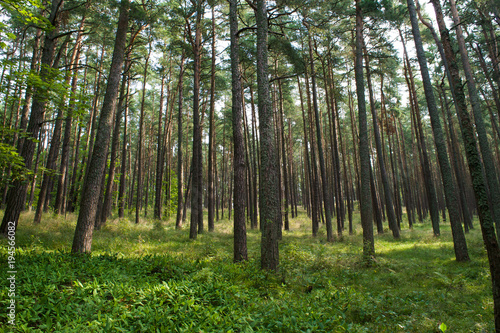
[0,209,494,332]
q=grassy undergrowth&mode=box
[0,210,494,332]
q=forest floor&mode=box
[0,209,494,332]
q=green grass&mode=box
[0,209,494,332]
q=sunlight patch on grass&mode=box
[0,209,494,332]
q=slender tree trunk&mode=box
[407,0,469,261]
[208,4,216,232]
[256,0,280,270]
[136,46,150,225]
[277,80,289,231]
[354,0,375,261]
[230,0,247,262]
[71,0,129,252]
[118,78,130,218]
[67,122,82,213]
[175,55,185,229]
[154,75,166,220]
[355,0,375,260]
[249,85,259,227]
[190,3,204,239]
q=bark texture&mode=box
[71,0,129,253]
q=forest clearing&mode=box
[0,210,494,332]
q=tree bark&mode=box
[118,78,130,218]
[230,0,247,262]
[208,4,216,232]
[256,0,280,270]
[189,2,204,239]
[406,0,469,261]
[71,0,129,253]
[176,55,185,229]
[136,45,151,225]
[154,75,166,220]
[355,0,375,260]
[447,0,500,239]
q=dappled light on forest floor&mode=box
[0,210,494,332]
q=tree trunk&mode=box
[277,80,289,231]
[176,55,185,229]
[154,75,166,220]
[136,46,150,225]
[432,0,500,327]
[208,4,216,232]
[406,0,469,261]
[447,0,500,239]
[230,0,248,262]
[118,78,130,218]
[190,2,204,239]
[71,0,129,253]
[354,0,375,260]
[256,0,280,270]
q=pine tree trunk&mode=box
[118,79,130,218]
[277,80,289,231]
[71,0,129,252]
[154,75,166,220]
[136,47,150,225]
[447,0,500,239]
[190,3,204,239]
[176,55,185,229]
[355,0,375,260]
[230,0,247,262]
[407,0,469,261]
[256,0,280,270]
[208,4,216,232]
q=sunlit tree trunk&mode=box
[406,0,468,261]
[71,0,129,252]
[229,0,247,262]
[256,0,280,270]
[354,0,374,260]
[190,1,204,239]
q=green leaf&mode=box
[439,322,447,332]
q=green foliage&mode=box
[0,211,494,332]
[0,127,30,185]
[0,0,51,48]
